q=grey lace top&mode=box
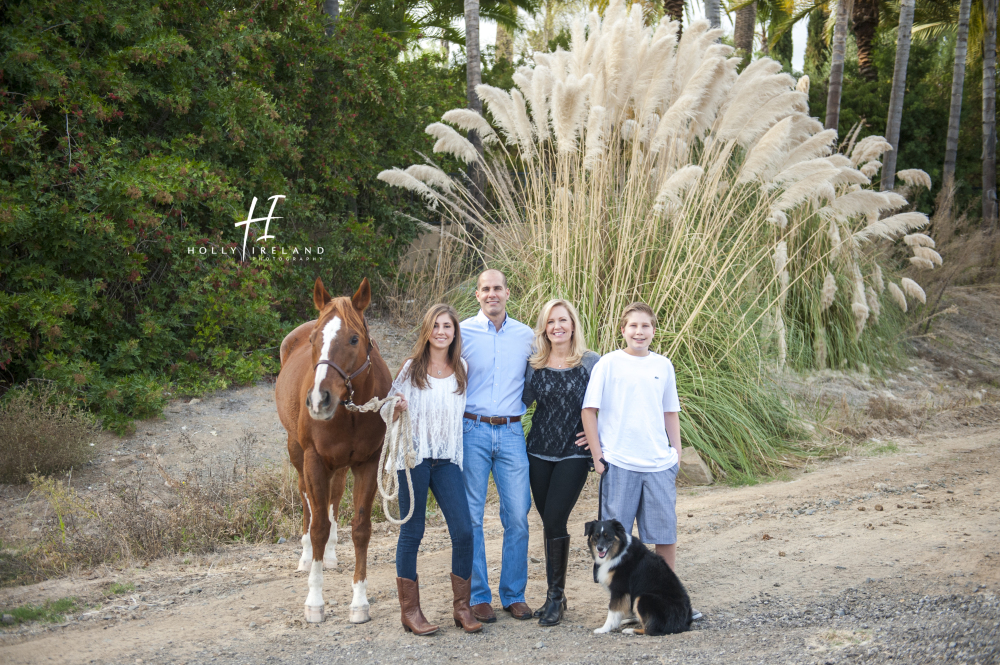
[521,351,600,461]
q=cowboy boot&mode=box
[396,576,439,635]
[533,537,550,618]
[450,573,483,633]
[538,536,570,626]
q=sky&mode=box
[469,5,808,73]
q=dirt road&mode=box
[2,316,999,665]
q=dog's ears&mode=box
[612,519,628,540]
[584,521,596,537]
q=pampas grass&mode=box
[889,282,908,312]
[378,0,939,477]
[901,278,927,304]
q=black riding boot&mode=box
[538,536,570,626]
[533,537,550,618]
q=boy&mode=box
[580,302,682,570]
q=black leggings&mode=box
[528,456,590,539]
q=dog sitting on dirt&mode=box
[585,519,693,635]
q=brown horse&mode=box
[275,277,391,624]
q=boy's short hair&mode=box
[619,302,657,329]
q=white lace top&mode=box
[390,359,467,471]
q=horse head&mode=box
[305,277,374,420]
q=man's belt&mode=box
[463,412,522,425]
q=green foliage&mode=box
[1,0,464,431]
[807,33,983,221]
[1,597,79,624]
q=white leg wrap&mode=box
[323,506,337,568]
[304,561,325,623]
[349,580,370,624]
[594,610,623,634]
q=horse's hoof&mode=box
[304,604,325,623]
[297,559,310,572]
[349,607,370,624]
[323,557,338,569]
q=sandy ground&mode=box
[2,311,999,665]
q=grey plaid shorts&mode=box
[600,462,678,545]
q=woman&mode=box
[391,304,482,635]
[522,299,600,626]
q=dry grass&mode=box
[0,383,98,484]
[2,432,303,585]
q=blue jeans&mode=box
[462,418,532,607]
[396,458,473,581]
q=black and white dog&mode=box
[585,519,693,636]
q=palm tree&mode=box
[706,0,722,29]
[465,0,486,207]
[734,0,757,63]
[824,0,851,132]
[323,0,340,34]
[664,0,685,23]
[938,0,973,219]
[881,0,916,191]
[984,0,997,229]
[853,0,879,80]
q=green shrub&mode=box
[0,0,465,432]
[0,384,97,484]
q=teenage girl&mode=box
[391,304,482,635]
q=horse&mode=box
[275,276,392,624]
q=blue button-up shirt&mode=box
[460,310,534,418]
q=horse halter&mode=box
[314,318,373,409]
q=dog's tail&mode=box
[634,594,692,636]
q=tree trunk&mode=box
[940,0,973,219]
[663,0,684,23]
[734,0,757,64]
[852,0,879,81]
[825,0,852,132]
[984,0,998,230]
[465,0,486,213]
[705,0,721,30]
[806,6,829,72]
[496,25,514,63]
[881,0,915,191]
[322,0,339,36]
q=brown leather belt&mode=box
[463,412,522,425]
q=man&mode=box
[460,269,535,622]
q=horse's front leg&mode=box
[324,467,348,569]
[347,456,379,624]
[288,436,314,573]
[303,450,332,623]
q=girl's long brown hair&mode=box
[403,304,467,394]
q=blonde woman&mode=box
[390,304,482,635]
[521,299,599,626]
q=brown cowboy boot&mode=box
[450,573,483,633]
[396,576,439,635]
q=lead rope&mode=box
[341,395,416,526]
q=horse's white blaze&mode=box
[305,560,324,607]
[310,316,342,414]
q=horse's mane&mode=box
[323,296,367,338]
